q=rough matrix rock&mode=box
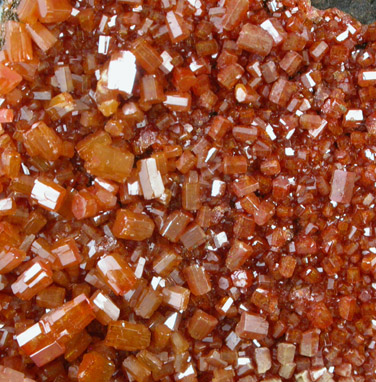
[312,0,376,24]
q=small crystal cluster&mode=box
[0,0,375,380]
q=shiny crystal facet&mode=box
[237,24,273,56]
[112,209,155,241]
[96,252,137,296]
[235,312,269,340]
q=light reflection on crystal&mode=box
[107,51,137,95]
[98,35,111,55]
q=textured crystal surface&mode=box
[26,22,57,52]
[90,290,120,325]
[77,351,115,382]
[0,0,374,380]
[237,24,273,56]
[30,179,66,212]
[11,260,53,300]
[235,312,269,340]
[16,294,95,366]
[330,169,356,204]
[138,158,165,199]
[0,246,26,274]
[0,65,22,95]
[187,309,218,340]
[112,209,155,241]
[37,0,72,23]
[105,321,151,351]
[96,252,137,295]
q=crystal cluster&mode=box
[0,0,375,381]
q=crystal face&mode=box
[107,51,137,95]
[0,0,376,380]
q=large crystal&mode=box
[226,240,253,271]
[187,309,218,340]
[338,295,356,321]
[182,174,201,211]
[0,246,25,274]
[51,238,82,269]
[5,21,33,63]
[222,0,248,31]
[134,286,162,319]
[17,294,95,366]
[330,170,356,204]
[0,365,36,382]
[153,249,182,277]
[183,265,211,296]
[77,351,115,382]
[299,329,320,357]
[17,0,39,23]
[138,158,165,199]
[71,190,99,220]
[161,210,192,242]
[235,312,269,340]
[162,285,190,311]
[208,116,232,142]
[0,64,22,95]
[96,252,137,296]
[112,209,155,241]
[26,22,57,52]
[217,64,244,90]
[36,285,65,309]
[24,121,63,161]
[173,67,197,91]
[223,155,247,175]
[254,347,271,374]
[163,92,191,112]
[105,321,151,351]
[237,24,273,56]
[31,179,66,212]
[46,92,75,120]
[107,51,137,95]
[122,356,151,382]
[165,11,190,43]
[140,75,165,104]
[309,41,329,62]
[277,343,296,365]
[132,38,162,74]
[37,0,72,23]
[269,78,296,107]
[77,131,134,183]
[180,224,206,249]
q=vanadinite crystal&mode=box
[0,0,376,380]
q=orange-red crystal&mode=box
[0,0,374,381]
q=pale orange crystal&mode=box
[105,320,151,351]
[187,309,218,340]
[77,351,115,382]
[0,246,26,274]
[235,312,269,340]
[5,21,33,62]
[237,23,273,56]
[183,265,211,296]
[37,0,72,24]
[0,64,22,95]
[23,121,63,161]
[112,209,155,241]
[96,252,137,296]
[26,22,57,52]
[11,259,53,300]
